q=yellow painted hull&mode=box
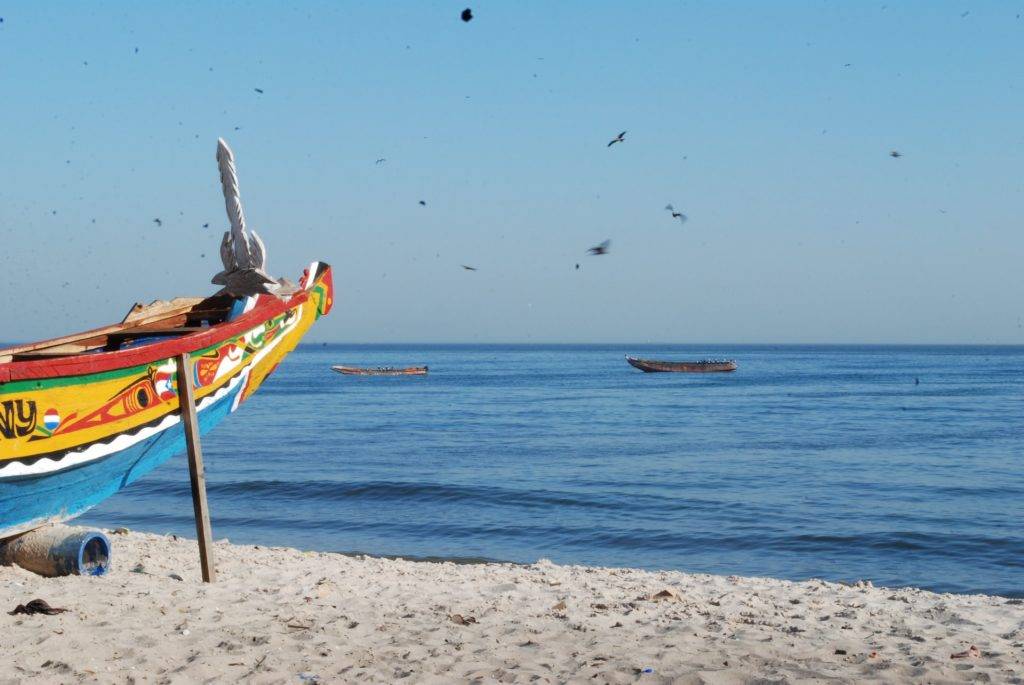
[0,263,333,537]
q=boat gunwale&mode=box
[0,276,319,385]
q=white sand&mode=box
[2,531,1022,683]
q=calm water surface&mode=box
[80,345,1024,596]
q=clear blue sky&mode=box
[1,2,1021,343]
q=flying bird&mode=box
[153,218,162,227]
[890,150,902,158]
[375,158,387,165]
[607,131,626,147]
[419,200,427,206]
[461,8,473,22]
[665,204,688,224]
[254,88,264,94]
[461,265,478,271]
[587,240,611,256]
[575,263,580,270]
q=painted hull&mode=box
[626,356,737,373]
[331,366,427,376]
[0,263,334,539]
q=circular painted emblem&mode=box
[43,409,61,431]
[154,364,178,401]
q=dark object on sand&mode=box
[951,645,980,659]
[9,599,69,616]
[332,365,428,376]
[626,356,737,373]
[461,8,473,22]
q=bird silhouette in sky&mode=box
[419,200,427,206]
[375,158,387,165]
[607,131,626,147]
[461,264,477,271]
[461,8,473,22]
[254,88,264,94]
[890,150,902,158]
[153,218,162,227]
[588,240,611,255]
[665,204,688,224]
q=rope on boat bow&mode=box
[212,138,296,298]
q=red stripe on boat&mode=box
[0,290,310,383]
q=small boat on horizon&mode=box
[625,355,737,373]
[332,365,428,376]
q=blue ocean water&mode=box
[79,345,1024,597]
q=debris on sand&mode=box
[9,599,69,616]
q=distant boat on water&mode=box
[332,365,428,376]
[625,356,737,373]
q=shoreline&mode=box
[2,531,1021,683]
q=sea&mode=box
[79,344,1024,597]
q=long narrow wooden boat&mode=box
[0,139,333,539]
[625,355,737,373]
[332,365,428,376]
[0,263,333,539]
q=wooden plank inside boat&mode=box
[0,296,235,364]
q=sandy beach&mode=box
[1,531,1020,683]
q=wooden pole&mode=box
[175,353,216,583]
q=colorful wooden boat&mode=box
[0,264,333,539]
[0,138,333,539]
[625,356,737,373]
[332,365,428,376]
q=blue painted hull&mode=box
[0,381,240,537]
